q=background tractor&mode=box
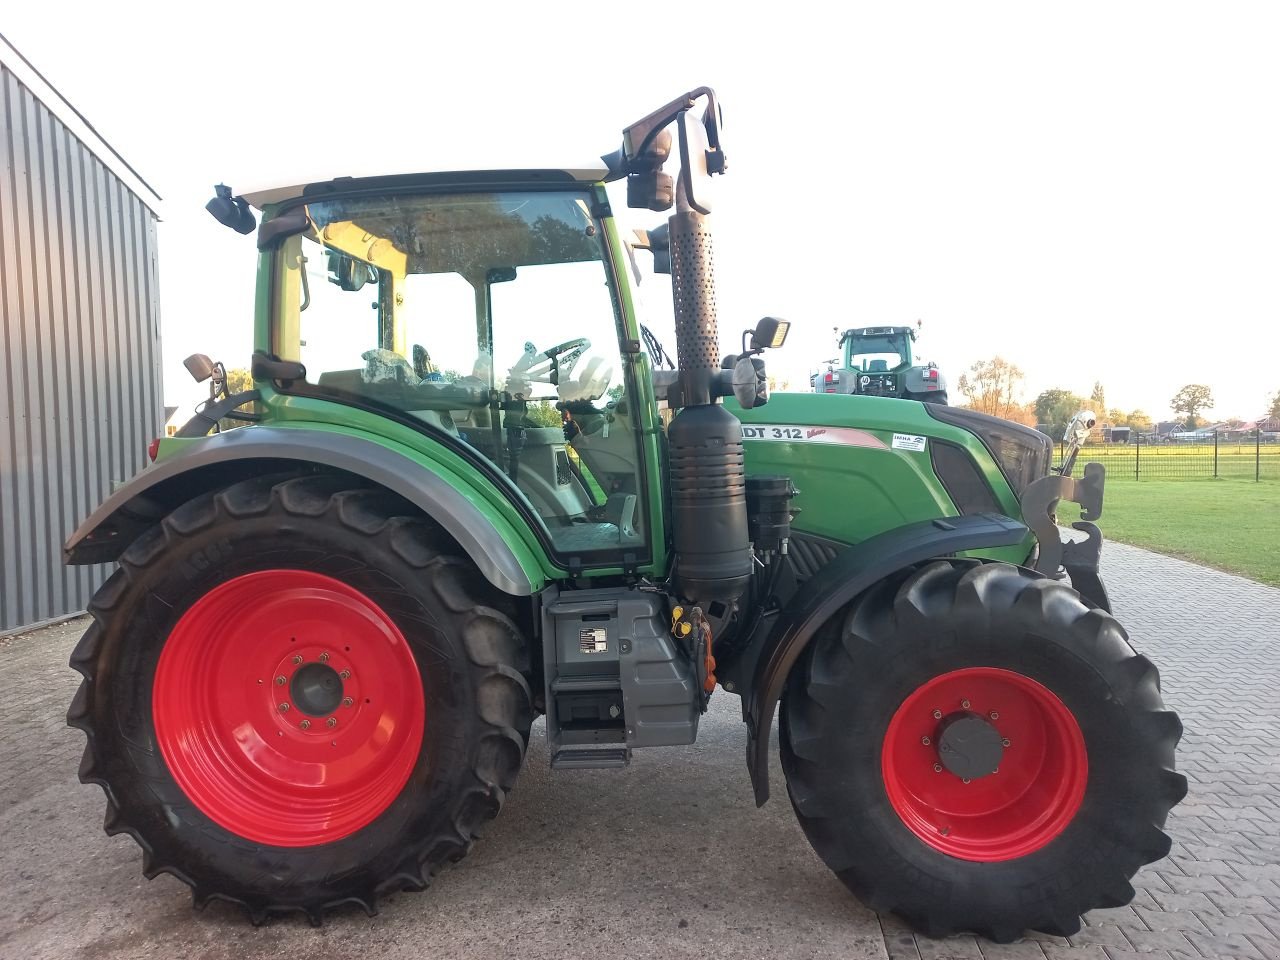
[814,322,949,403]
[65,89,1183,940]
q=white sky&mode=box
[6,1,1279,421]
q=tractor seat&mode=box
[868,359,889,372]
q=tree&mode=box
[1170,384,1213,429]
[1127,409,1153,432]
[216,368,257,433]
[1090,381,1106,416]
[956,357,1026,421]
[1033,388,1085,437]
[224,368,253,394]
[1268,389,1280,419]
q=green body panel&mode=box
[732,393,1033,565]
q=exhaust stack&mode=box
[662,101,751,604]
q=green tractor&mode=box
[814,323,949,404]
[65,90,1184,939]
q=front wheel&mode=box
[68,474,533,923]
[780,560,1185,942]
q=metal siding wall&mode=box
[0,64,161,633]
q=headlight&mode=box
[925,406,1052,498]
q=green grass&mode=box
[1056,479,1280,586]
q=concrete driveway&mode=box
[1,542,1276,960]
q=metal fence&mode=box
[1057,431,1279,481]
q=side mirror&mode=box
[205,184,256,235]
[745,316,790,353]
[184,354,216,383]
[632,223,672,275]
[626,128,674,211]
[731,356,768,409]
[327,252,372,292]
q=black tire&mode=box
[67,473,533,923]
[780,560,1186,942]
[907,391,949,405]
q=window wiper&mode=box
[641,323,675,370]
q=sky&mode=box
[6,2,1279,422]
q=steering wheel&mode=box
[509,338,590,385]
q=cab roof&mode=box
[241,163,611,209]
[843,325,916,337]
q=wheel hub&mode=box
[881,666,1087,861]
[290,662,344,717]
[152,569,425,847]
[935,711,1004,780]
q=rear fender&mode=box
[63,426,545,597]
[740,513,1029,805]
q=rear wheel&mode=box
[68,474,533,923]
[780,560,1185,941]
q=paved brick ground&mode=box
[0,542,1276,960]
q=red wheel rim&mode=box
[153,570,424,847]
[881,667,1087,861]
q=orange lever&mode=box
[702,622,717,693]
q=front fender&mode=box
[64,427,545,597]
[741,513,1029,805]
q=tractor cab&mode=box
[817,322,948,403]
[243,177,653,562]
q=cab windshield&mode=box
[271,189,648,561]
[845,333,909,372]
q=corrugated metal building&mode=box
[1,35,163,633]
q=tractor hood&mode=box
[728,393,1039,566]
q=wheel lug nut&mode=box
[339,669,351,679]
[921,736,931,745]
[989,711,999,720]
[278,702,290,713]
[962,777,971,784]
[342,697,353,708]
[932,709,942,719]
[961,699,970,709]
[275,676,286,686]
[933,763,943,773]
[327,717,337,728]
[1002,738,1010,747]
[299,719,311,730]
[319,653,330,663]
[292,655,303,665]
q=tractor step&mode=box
[551,746,631,770]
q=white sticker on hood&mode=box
[891,433,927,453]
